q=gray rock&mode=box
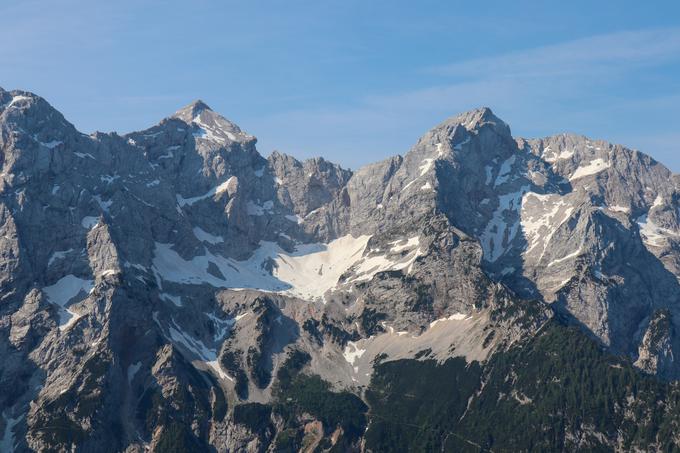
[1,87,679,451]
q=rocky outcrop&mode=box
[1,86,680,451]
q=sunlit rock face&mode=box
[1,87,680,451]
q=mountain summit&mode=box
[1,89,680,452]
[172,99,212,121]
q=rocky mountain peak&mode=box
[169,99,255,147]
[443,106,511,137]
[0,89,58,123]
[171,99,212,122]
[406,107,514,172]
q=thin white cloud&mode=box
[428,28,680,79]
[252,27,680,170]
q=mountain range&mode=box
[1,87,680,452]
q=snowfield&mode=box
[152,234,423,302]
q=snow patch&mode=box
[127,362,142,384]
[481,187,528,262]
[205,312,235,341]
[285,214,303,224]
[247,200,274,216]
[160,293,183,307]
[419,158,435,176]
[520,192,574,257]
[484,165,493,185]
[608,205,630,213]
[1,411,24,452]
[494,155,516,187]
[153,234,422,302]
[176,176,236,206]
[637,214,680,248]
[569,158,609,180]
[40,140,62,149]
[453,136,471,151]
[6,95,31,109]
[167,318,232,381]
[390,236,420,253]
[152,242,289,291]
[43,275,94,331]
[501,266,515,276]
[81,216,99,229]
[274,235,375,299]
[193,226,224,244]
[544,149,574,163]
[235,312,249,321]
[547,248,583,267]
[48,249,73,267]
[343,341,366,373]
[93,195,112,213]
[429,312,470,329]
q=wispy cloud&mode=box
[427,28,680,79]
[252,27,680,170]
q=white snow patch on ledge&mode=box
[81,216,99,229]
[608,205,630,213]
[285,214,303,224]
[547,248,583,267]
[429,312,470,329]
[543,149,574,163]
[176,176,236,207]
[235,312,249,321]
[48,249,73,267]
[160,293,183,307]
[7,95,31,109]
[569,158,610,181]
[43,275,94,331]
[40,140,63,149]
[193,226,224,244]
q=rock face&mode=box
[1,88,680,451]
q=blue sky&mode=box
[1,0,679,170]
